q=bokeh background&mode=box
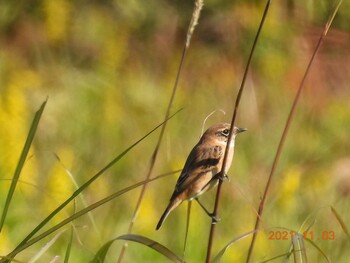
[0,0,350,262]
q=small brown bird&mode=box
[156,123,246,230]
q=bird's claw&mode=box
[217,173,230,182]
[209,213,221,224]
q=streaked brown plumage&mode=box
[156,123,246,230]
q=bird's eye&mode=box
[222,129,229,135]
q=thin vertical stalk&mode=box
[181,201,192,262]
[245,1,343,262]
[205,1,271,262]
[117,1,204,262]
[117,44,187,263]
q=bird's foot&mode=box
[209,213,221,224]
[217,173,230,182]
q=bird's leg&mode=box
[195,198,221,223]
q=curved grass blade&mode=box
[292,234,307,263]
[214,227,297,263]
[2,109,182,263]
[212,229,261,263]
[330,206,350,243]
[304,239,331,263]
[0,99,47,232]
[260,253,291,263]
[284,214,316,262]
[0,170,180,260]
[93,234,183,263]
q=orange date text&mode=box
[268,230,335,241]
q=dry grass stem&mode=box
[117,1,205,262]
[205,1,271,262]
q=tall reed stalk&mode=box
[205,1,271,262]
[117,1,204,262]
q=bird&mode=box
[156,123,246,230]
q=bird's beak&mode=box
[237,127,247,133]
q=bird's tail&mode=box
[156,197,182,230]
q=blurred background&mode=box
[0,0,350,262]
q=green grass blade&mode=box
[212,229,260,263]
[259,253,291,263]
[0,99,47,232]
[292,234,307,263]
[1,170,180,261]
[92,234,183,263]
[64,227,73,263]
[0,256,25,263]
[284,215,316,263]
[64,201,75,263]
[331,206,350,243]
[213,227,297,263]
[3,109,182,262]
[304,239,331,263]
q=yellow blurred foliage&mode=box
[138,190,158,233]
[43,0,71,43]
[42,158,73,222]
[0,227,12,255]
[0,69,41,183]
[278,167,301,210]
[19,154,39,197]
[100,28,128,72]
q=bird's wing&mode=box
[173,144,223,196]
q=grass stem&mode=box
[205,1,271,262]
